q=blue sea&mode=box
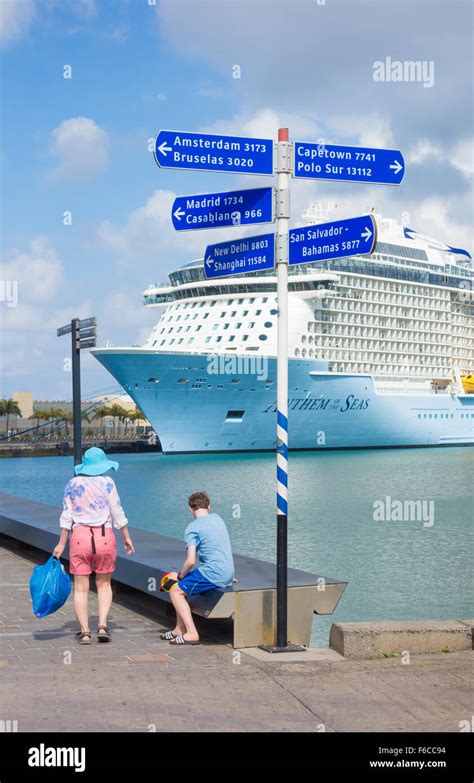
[1,448,472,646]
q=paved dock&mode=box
[0,536,472,733]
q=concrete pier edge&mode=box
[329,620,474,660]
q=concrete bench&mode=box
[0,492,347,647]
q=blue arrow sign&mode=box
[155,129,274,175]
[204,233,275,279]
[289,215,377,266]
[293,142,405,185]
[172,187,273,232]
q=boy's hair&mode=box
[188,491,210,511]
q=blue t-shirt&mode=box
[184,513,234,588]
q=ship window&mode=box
[256,309,262,315]
[188,338,194,344]
[259,335,268,341]
[249,322,255,327]
[223,324,230,330]
[205,337,211,343]
[270,309,278,315]
[203,313,209,318]
[216,336,222,342]
[178,338,184,344]
[262,297,268,302]
[228,336,236,342]
[231,311,237,316]
[242,335,249,341]
[243,310,249,316]
[236,322,242,328]
[220,312,226,317]
[225,410,245,421]
[245,346,259,350]
[264,322,272,328]
[230,379,240,383]
[147,377,160,382]
[177,378,188,384]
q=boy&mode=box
[161,491,234,646]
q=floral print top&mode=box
[59,476,129,531]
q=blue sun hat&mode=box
[74,447,119,476]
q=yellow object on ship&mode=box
[461,374,474,393]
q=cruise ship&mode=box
[92,208,474,453]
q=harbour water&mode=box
[1,448,472,646]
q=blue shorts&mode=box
[178,568,218,596]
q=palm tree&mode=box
[107,404,128,437]
[29,408,48,439]
[1,399,22,436]
[129,408,148,436]
[93,406,112,436]
[43,407,65,438]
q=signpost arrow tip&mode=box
[361,226,372,242]
[157,141,172,156]
[389,160,403,174]
[173,207,185,220]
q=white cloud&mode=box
[203,107,321,143]
[0,0,35,45]
[450,138,474,178]
[330,114,395,149]
[104,26,129,44]
[416,196,473,251]
[2,238,63,303]
[75,0,97,19]
[49,117,109,181]
[407,136,474,179]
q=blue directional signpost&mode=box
[204,233,275,279]
[289,214,377,266]
[155,129,274,175]
[154,123,405,654]
[293,141,405,185]
[171,187,273,231]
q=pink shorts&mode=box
[69,525,117,575]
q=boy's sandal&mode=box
[76,631,92,645]
[97,625,111,643]
[160,630,178,640]
[169,634,200,646]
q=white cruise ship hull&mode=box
[93,350,474,453]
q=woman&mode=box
[53,447,135,644]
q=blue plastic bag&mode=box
[30,555,71,618]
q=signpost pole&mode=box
[71,318,82,467]
[275,128,290,649]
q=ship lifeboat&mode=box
[461,374,474,393]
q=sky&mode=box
[0,0,472,401]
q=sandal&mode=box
[160,630,178,641]
[76,630,92,645]
[97,625,111,643]
[169,634,200,646]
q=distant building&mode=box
[12,392,33,419]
